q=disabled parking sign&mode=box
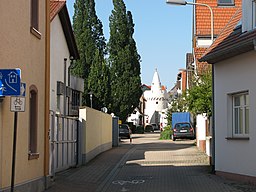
[0,69,21,96]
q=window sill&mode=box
[30,27,41,39]
[225,137,250,141]
[28,153,40,160]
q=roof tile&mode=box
[50,0,66,21]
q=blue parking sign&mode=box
[0,69,21,96]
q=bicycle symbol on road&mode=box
[112,180,145,186]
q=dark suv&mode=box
[171,122,195,141]
[119,124,131,139]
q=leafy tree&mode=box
[108,0,142,121]
[72,0,106,106]
[187,71,212,117]
[167,91,188,127]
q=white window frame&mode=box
[218,0,234,6]
[232,92,249,138]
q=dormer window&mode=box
[218,0,234,6]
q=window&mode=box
[29,86,39,159]
[253,1,256,28]
[218,0,234,6]
[232,92,249,137]
[30,0,41,38]
[71,90,80,111]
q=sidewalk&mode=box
[45,134,256,192]
[45,142,133,192]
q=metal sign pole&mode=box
[11,111,18,192]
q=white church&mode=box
[127,69,169,128]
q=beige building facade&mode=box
[0,0,50,191]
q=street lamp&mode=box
[166,0,214,43]
[166,0,215,173]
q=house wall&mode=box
[0,0,46,191]
[79,107,112,164]
[214,50,256,178]
[50,15,71,114]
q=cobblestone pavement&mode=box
[45,133,256,192]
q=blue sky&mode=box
[66,0,193,90]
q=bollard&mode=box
[130,134,132,144]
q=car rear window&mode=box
[119,124,128,129]
[175,123,191,130]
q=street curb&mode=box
[96,146,136,192]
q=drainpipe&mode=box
[64,58,67,116]
[211,64,215,173]
[68,56,74,115]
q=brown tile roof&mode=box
[200,8,256,64]
[196,0,242,36]
[50,0,66,21]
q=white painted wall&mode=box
[214,50,256,177]
[50,15,71,114]
[196,114,207,142]
[197,39,212,48]
[127,109,141,126]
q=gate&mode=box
[49,112,78,175]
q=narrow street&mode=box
[46,133,256,192]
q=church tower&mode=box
[143,69,168,125]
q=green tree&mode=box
[187,71,212,117]
[72,0,106,105]
[88,49,110,110]
[108,0,142,121]
[167,91,188,127]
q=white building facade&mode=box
[143,69,168,127]
[200,0,256,182]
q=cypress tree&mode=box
[72,0,106,106]
[108,0,142,121]
[88,49,110,110]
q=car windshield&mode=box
[175,123,191,130]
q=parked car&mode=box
[119,124,131,139]
[145,124,154,132]
[151,123,159,131]
[171,122,195,141]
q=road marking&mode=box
[112,180,145,186]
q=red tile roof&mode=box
[200,9,256,64]
[50,0,66,21]
[194,0,242,74]
[195,0,242,36]
[143,85,167,91]
[202,9,242,57]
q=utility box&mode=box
[112,117,119,147]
